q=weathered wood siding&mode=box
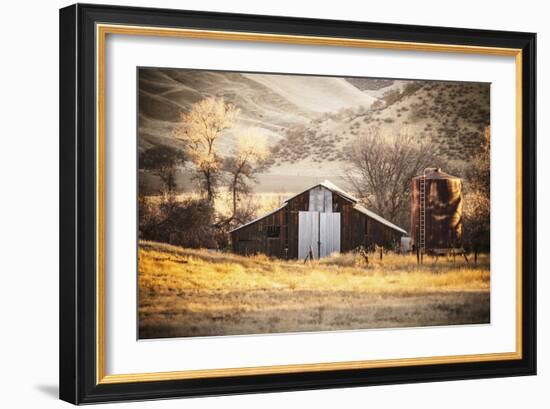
[230,207,287,258]
[334,195,365,252]
[365,216,402,249]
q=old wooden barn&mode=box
[230,180,407,259]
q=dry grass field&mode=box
[138,241,490,339]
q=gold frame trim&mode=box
[95,23,523,385]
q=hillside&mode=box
[268,80,490,171]
[138,68,376,156]
[138,69,490,192]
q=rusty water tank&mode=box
[411,168,463,251]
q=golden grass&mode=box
[139,241,489,295]
[138,241,490,338]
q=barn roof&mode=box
[282,179,358,204]
[228,203,288,233]
[353,204,407,234]
[229,180,406,235]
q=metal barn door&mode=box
[320,212,340,257]
[298,211,319,259]
[298,211,341,259]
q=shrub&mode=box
[139,196,219,249]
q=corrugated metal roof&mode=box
[353,204,407,234]
[282,179,358,204]
[228,203,288,233]
[230,180,406,235]
[318,180,359,203]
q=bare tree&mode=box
[173,97,239,202]
[345,126,439,228]
[466,126,490,196]
[224,128,269,223]
[463,126,491,257]
[462,190,490,261]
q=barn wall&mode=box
[331,192,348,213]
[231,188,404,259]
[230,207,287,258]
[365,217,402,249]
[332,194,366,252]
[338,204,402,251]
[333,193,350,252]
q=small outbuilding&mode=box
[230,180,407,259]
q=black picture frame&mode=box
[59,3,536,404]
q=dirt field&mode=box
[138,241,490,339]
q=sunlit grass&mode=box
[139,240,489,295]
[138,240,490,338]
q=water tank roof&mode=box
[412,167,460,180]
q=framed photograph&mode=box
[59,3,536,404]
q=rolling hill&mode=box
[267,80,490,171]
[139,68,376,156]
[138,68,489,192]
